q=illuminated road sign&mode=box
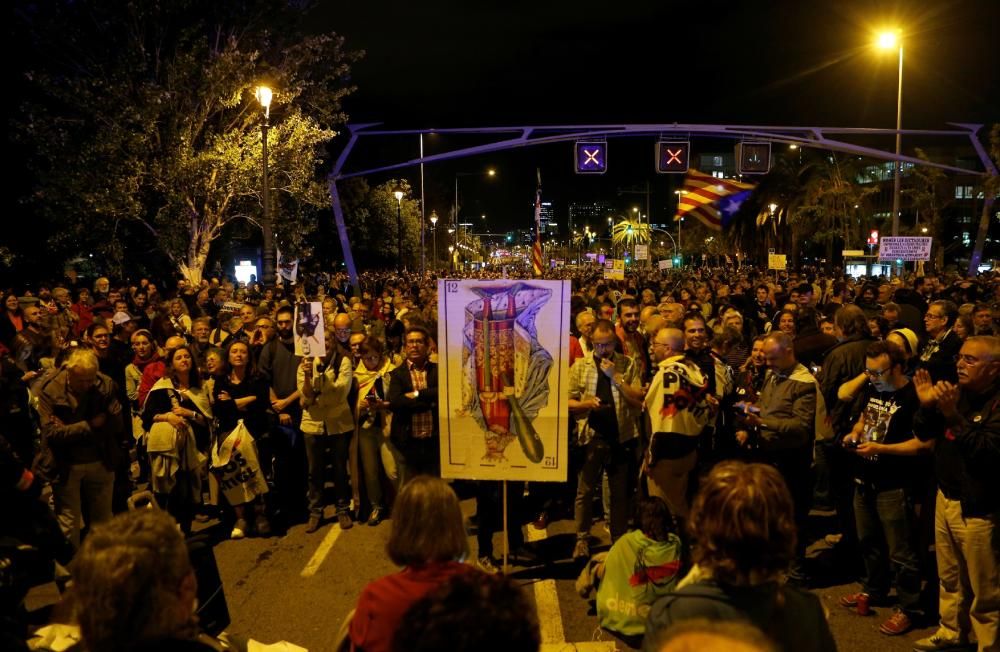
[737,142,771,174]
[656,141,690,173]
[575,141,607,174]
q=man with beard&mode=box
[12,303,50,372]
[258,305,304,524]
[568,319,644,560]
[130,291,152,332]
[189,317,213,374]
[615,298,650,383]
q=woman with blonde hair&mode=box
[643,461,836,652]
[349,475,476,652]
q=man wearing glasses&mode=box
[568,319,644,560]
[839,341,928,636]
[911,336,1000,651]
[387,325,439,481]
[919,300,961,383]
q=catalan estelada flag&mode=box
[674,169,756,231]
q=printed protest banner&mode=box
[437,280,570,482]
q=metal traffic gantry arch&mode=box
[327,122,996,292]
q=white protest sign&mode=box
[658,259,672,270]
[293,302,326,358]
[634,244,649,261]
[878,237,932,261]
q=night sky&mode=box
[312,0,999,233]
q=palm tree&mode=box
[611,217,650,252]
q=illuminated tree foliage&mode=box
[13,0,362,283]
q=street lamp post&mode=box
[430,211,438,271]
[448,245,455,274]
[878,30,904,271]
[255,86,274,285]
[393,189,404,270]
[454,168,496,232]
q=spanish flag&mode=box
[674,169,756,231]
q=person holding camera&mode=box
[298,340,354,533]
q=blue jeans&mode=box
[854,484,923,614]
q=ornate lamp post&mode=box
[255,86,274,284]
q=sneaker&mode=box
[912,631,974,651]
[305,514,322,533]
[367,507,384,527]
[879,609,913,636]
[255,515,272,537]
[476,556,500,574]
[839,592,868,609]
[573,538,590,562]
[338,511,353,530]
[532,511,549,530]
[231,519,248,540]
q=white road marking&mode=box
[524,525,616,651]
[300,524,343,578]
[534,579,566,644]
[540,643,617,652]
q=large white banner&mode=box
[878,236,933,261]
[438,279,570,482]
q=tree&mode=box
[13,0,362,284]
[336,179,424,270]
[611,217,650,251]
[903,148,954,272]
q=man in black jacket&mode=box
[387,325,439,481]
[919,300,962,383]
[912,336,1000,652]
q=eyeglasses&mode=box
[925,313,946,320]
[958,354,983,367]
[865,366,891,378]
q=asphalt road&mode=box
[24,495,939,651]
[203,499,939,652]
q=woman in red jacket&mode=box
[349,475,478,652]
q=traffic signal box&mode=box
[737,142,771,174]
[656,141,690,173]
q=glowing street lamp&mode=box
[429,211,439,270]
[393,188,404,270]
[876,29,904,249]
[255,85,274,284]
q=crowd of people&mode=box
[1,262,999,651]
